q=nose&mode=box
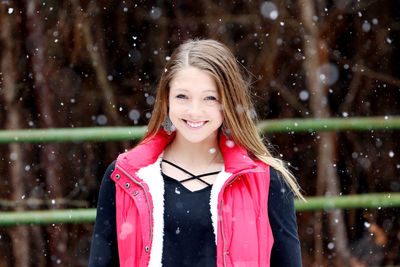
[186,99,203,118]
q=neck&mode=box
[165,132,223,168]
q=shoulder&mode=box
[252,162,289,192]
[106,160,117,174]
[99,161,117,193]
[268,167,294,201]
[104,161,117,181]
[269,167,283,185]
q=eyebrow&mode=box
[172,88,218,93]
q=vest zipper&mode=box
[219,197,227,267]
[219,168,259,266]
[220,173,241,267]
[116,165,153,248]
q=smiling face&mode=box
[168,66,224,144]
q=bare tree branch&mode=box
[299,0,351,266]
[333,54,400,88]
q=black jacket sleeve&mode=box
[89,161,119,267]
[268,168,302,267]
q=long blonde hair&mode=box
[144,39,304,200]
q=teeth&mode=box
[186,120,205,128]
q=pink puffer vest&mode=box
[111,130,274,266]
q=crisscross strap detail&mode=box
[162,159,220,186]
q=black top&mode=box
[89,161,302,267]
[162,159,217,266]
[162,172,216,266]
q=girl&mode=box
[89,39,303,267]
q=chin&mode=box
[181,135,210,144]
[177,130,219,144]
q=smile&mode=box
[183,120,207,128]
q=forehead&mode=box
[169,66,218,93]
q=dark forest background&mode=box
[0,0,399,266]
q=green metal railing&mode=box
[0,126,148,144]
[256,116,400,133]
[0,209,96,226]
[1,116,399,226]
[1,193,399,226]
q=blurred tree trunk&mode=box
[0,4,30,267]
[72,0,128,153]
[23,0,68,265]
[299,0,350,266]
[252,1,309,116]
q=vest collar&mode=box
[218,131,258,174]
[117,129,258,177]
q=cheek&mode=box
[215,109,224,125]
[168,104,182,122]
[217,104,224,115]
[218,114,224,125]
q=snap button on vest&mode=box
[125,183,130,189]
[115,174,120,180]
[145,246,149,252]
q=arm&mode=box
[268,168,302,267]
[89,161,119,267]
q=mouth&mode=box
[183,119,208,129]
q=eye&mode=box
[176,94,187,99]
[204,96,217,101]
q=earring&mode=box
[221,122,231,138]
[162,114,175,135]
